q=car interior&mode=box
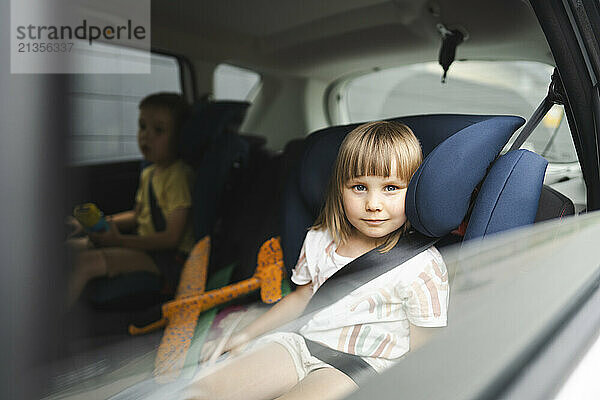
[4,0,599,399]
[67,0,585,311]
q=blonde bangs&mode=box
[340,121,422,186]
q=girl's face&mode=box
[137,106,176,166]
[342,169,408,242]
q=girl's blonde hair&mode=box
[312,121,423,252]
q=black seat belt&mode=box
[148,172,166,232]
[148,172,185,293]
[508,68,566,152]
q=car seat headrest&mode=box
[297,115,524,218]
[464,150,547,240]
[405,116,525,237]
[179,101,250,167]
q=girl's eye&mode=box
[384,185,399,192]
[352,184,367,192]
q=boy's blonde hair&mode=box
[313,121,423,252]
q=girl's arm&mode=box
[409,324,444,351]
[202,283,314,360]
[89,206,189,250]
[237,283,313,341]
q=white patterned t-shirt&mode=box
[291,228,449,372]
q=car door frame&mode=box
[530,0,600,211]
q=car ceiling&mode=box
[152,0,553,80]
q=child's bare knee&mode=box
[66,237,91,251]
[182,378,223,400]
[74,250,107,279]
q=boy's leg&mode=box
[66,236,93,252]
[275,368,359,400]
[68,247,158,305]
[68,248,108,305]
[184,342,299,400]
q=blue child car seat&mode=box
[280,114,572,280]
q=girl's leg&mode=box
[184,342,299,400]
[276,368,359,400]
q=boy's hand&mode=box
[88,222,122,247]
[65,216,84,239]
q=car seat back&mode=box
[464,149,547,240]
[179,101,251,240]
[535,185,575,222]
[213,137,307,284]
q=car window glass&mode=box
[213,63,261,102]
[333,61,578,163]
[68,46,181,165]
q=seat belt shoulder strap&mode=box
[509,68,566,152]
[148,171,167,232]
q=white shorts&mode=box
[254,332,334,381]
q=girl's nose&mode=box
[366,194,383,211]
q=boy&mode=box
[67,93,194,305]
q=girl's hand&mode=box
[88,222,122,247]
[200,332,251,362]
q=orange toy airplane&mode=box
[129,236,286,382]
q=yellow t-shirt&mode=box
[135,159,195,254]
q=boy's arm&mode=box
[90,206,189,250]
[106,209,137,233]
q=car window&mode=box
[68,47,182,165]
[213,63,261,102]
[330,61,578,164]
[346,211,600,400]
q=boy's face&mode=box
[342,167,408,242]
[137,106,176,165]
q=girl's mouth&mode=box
[362,219,387,225]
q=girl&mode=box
[185,121,449,400]
[67,93,194,305]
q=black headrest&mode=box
[179,101,250,167]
